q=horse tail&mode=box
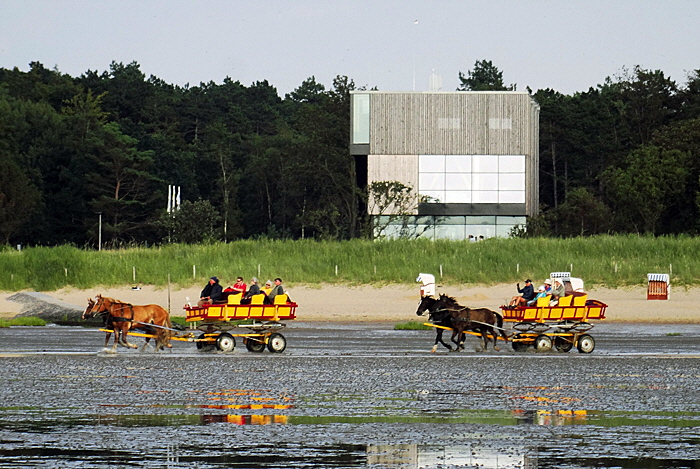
[160,306,172,348]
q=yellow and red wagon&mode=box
[501,292,607,353]
[183,293,297,353]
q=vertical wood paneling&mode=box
[362,91,540,216]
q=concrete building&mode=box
[351,91,540,239]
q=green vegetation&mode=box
[1,61,700,247]
[394,321,432,331]
[0,317,47,327]
[0,235,694,292]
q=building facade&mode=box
[351,91,540,239]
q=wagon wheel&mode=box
[245,337,266,353]
[511,334,529,352]
[196,333,213,350]
[266,333,287,353]
[216,333,236,352]
[576,334,595,354]
[554,336,574,352]
[535,334,552,352]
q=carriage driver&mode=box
[198,276,223,306]
[508,279,535,307]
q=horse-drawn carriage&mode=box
[183,293,297,352]
[84,293,297,353]
[416,272,607,354]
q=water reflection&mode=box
[367,444,537,469]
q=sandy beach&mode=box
[1,282,699,323]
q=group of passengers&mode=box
[197,276,286,307]
[507,277,566,308]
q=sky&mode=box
[1,0,698,97]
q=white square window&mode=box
[472,173,498,191]
[420,190,444,203]
[472,191,499,203]
[498,191,526,203]
[419,155,444,172]
[499,173,525,191]
[419,173,444,191]
[445,191,471,203]
[445,173,471,191]
[499,155,525,173]
[472,155,499,173]
[445,155,471,173]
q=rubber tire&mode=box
[216,333,236,352]
[196,333,207,350]
[535,334,552,352]
[511,334,529,352]
[266,333,287,353]
[554,337,574,353]
[245,338,266,353]
[576,334,595,354]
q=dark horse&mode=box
[416,295,465,352]
[84,295,172,352]
[434,294,508,352]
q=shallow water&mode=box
[1,322,699,468]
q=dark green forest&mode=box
[1,60,699,247]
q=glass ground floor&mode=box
[374,215,527,240]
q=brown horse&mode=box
[434,294,508,352]
[83,297,119,349]
[86,295,172,351]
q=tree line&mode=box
[1,60,699,247]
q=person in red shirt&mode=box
[232,276,247,296]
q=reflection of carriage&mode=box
[183,293,297,353]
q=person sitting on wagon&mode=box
[232,276,246,296]
[266,277,286,304]
[198,276,223,306]
[527,285,547,306]
[261,280,273,296]
[240,277,261,304]
[549,278,566,306]
[508,279,535,307]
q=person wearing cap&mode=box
[508,279,535,307]
[527,285,547,306]
[198,276,223,307]
[267,278,285,303]
[549,278,566,306]
[241,277,261,304]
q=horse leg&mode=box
[432,329,451,352]
[450,329,463,351]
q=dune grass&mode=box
[0,317,47,327]
[394,321,433,330]
[0,235,695,292]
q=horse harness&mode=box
[96,300,136,323]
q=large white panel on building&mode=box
[419,155,445,172]
[472,173,498,191]
[445,173,471,191]
[445,191,471,203]
[472,155,499,173]
[421,190,444,202]
[499,155,526,173]
[472,191,499,203]
[445,155,471,173]
[499,173,526,191]
[419,173,445,191]
[498,191,526,203]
